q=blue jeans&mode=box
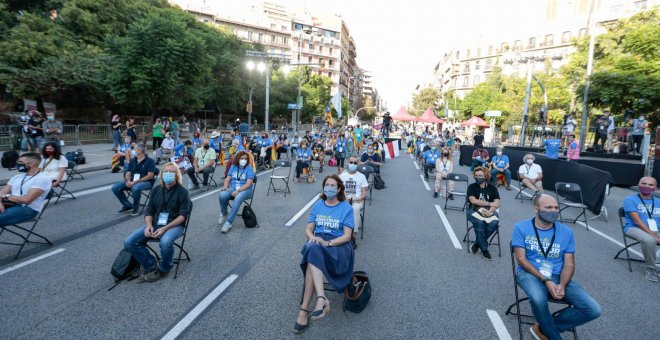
[172,131,179,145]
[124,224,184,272]
[218,187,254,224]
[111,181,152,210]
[516,271,601,340]
[0,205,38,226]
[467,212,499,252]
[112,130,122,148]
[490,168,511,186]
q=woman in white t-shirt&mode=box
[434,147,454,199]
[39,141,68,187]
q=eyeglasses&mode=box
[349,161,358,164]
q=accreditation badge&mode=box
[539,260,553,278]
[648,219,658,232]
[157,212,169,226]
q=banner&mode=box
[384,141,400,159]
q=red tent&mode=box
[391,106,416,121]
[461,116,489,127]
[416,108,444,123]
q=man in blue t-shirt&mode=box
[490,147,511,190]
[543,135,561,159]
[360,145,382,174]
[512,194,601,340]
[623,176,660,282]
[422,141,441,180]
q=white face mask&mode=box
[239,159,248,167]
[526,159,534,165]
[496,152,502,156]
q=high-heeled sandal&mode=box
[310,296,330,320]
[293,308,310,334]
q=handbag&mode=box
[307,173,316,183]
[344,271,371,313]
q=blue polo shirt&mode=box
[308,200,355,238]
[492,154,510,169]
[623,194,660,233]
[543,139,561,159]
[228,164,255,189]
[512,218,575,276]
[422,149,442,166]
[297,148,311,160]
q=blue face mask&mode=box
[348,164,358,172]
[324,186,338,200]
[47,116,54,121]
[131,150,137,157]
[162,172,176,185]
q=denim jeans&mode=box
[172,131,179,145]
[112,130,122,148]
[124,224,184,272]
[218,187,254,224]
[516,271,601,340]
[467,212,499,252]
[0,205,38,226]
[111,181,153,210]
[423,163,435,178]
[296,160,309,178]
[490,168,511,186]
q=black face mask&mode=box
[203,145,210,149]
[17,163,28,173]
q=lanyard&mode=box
[525,165,532,174]
[638,194,655,218]
[41,157,54,171]
[494,156,503,164]
[532,218,556,259]
[20,174,37,195]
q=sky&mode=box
[171,0,547,111]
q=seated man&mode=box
[294,140,312,182]
[623,176,660,282]
[186,138,216,189]
[117,136,133,168]
[112,143,157,216]
[159,132,175,163]
[311,138,325,173]
[518,153,543,195]
[466,166,500,260]
[218,151,255,233]
[490,147,512,190]
[339,156,369,238]
[360,144,383,175]
[512,194,601,340]
[422,141,441,180]
[0,153,52,225]
[471,144,489,170]
[124,163,191,282]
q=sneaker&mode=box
[448,194,454,200]
[130,208,140,217]
[470,242,479,254]
[433,192,438,198]
[116,206,132,214]
[218,213,227,225]
[643,268,659,282]
[202,182,208,186]
[529,324,548,340]
[221,222,232,233]
[482,251,493,260]
[135,269,162,283]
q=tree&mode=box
[411,86,439,115]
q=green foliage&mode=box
[411,86,439,115]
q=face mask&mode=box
[162,172,176,185]
[324,186,338,200]
[431,146,437,150]
[526,159,534,165]
[639,117,644,120]
[45,150,54,156]
[497,152,503,156]
[239,159,248,167]
[475,177,486,184]
[47,116,54,121]
[348,163,358,172]
[537,210,559,224]
[203,145,210,149]
[131,150,137,157]
[17,163,28,172]
[639,186,655,196]
[367,148,373,153]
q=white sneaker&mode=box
[218,214,227,225]
[643,268,659,282]
[221,222,232,234]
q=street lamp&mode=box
[245,50,290,133]
[503,53,546,146]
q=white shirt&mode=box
[8,172,52,212]
[436,158,453,175]
[39,156,68,181]
[518,163,543,180]
[339,171,369,200]
[161,138,175,150]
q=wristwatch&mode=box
[541,277,550,284]
[3,194,10,199]
[328,240,333,247]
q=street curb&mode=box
[0,164,110,186]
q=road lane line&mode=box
[575,221,643,258]
[434,205,462,250]
[161,274,239,340]
[256,169,273,176]
[68,185,113,198]
[410,154,413,159]
[285,194,321,226]
[0,248,65,276]
[419,174,431,191]
[509,184,533,198]
[487,309,513,340]
[413,161,420,170]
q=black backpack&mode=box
[344,271,371,313]
[373,174,386,190]
[109,249,140,290]
[1,150,19,169]
[241,205,258,228]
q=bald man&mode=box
[623,176,660,282]
[512,194,601,340]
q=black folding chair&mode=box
[515,178,534,203]
[444,173,468,212]
[126,168,160,214]
[506,242,578,340]
[0,190,54,259]
[66,160,84,180]
[195,166,218,191]
[54,161,77,205]
[555,182,589,230]
[357,165,375,206]
[228,177,258,217]
[267,160,292,197]
[146,201,193,279]
[463,210,501,257]
[613,207,645,272]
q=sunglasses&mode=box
[349,161,358,164]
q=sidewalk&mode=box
[0,143,117,185]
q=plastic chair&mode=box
[267,160,292,197]
[0,190,54,259]
[444,173,469,212]
[53,161,77,204]
[555,182,589,230]
[146,201,193,279]
[613,207,645,272]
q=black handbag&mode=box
[344,271,371,313]
[241,205,258,228]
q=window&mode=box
[545,34,554,46]
[634,1,648,11]
[294,23,303,31]
[462,76,469,87]
[562,31,571,43]
[309,44,314,51]
[319,58,324,67]
[271,35,276,43]
[486,58,493,70]
[463,63,470,72]
[282,25,287,32]
[328,72,332,78]
[271,23,277,29]
[578,28,587,39]
[247,31,253,40]
[488,45,493,55]
[474,75,480,85]
[513,40,522,51]
[308,56,312,63]
[475,60,480,70]
[258,33,263,42]
[319,46,323,53]
[528,37,536,48]
[329,48,333,55]
[328,59,333,66]
[282,37,287,45]
[501,42,509,52]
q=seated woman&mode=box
[39,141,68,187]
[218,151,254,234]
[294,175,355,334]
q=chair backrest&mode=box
[446,173,468,183]
[153,167,160,179]
[618,207,626,235]
[274,160,292,168]
[357,165,374,175]
[184,201,193,231]
[555,182,581,193]
[508,241,518,285]
[67,161,76,170]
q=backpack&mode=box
[241,205,258,228]
[344,271,371,313]
[1,150,19,169]
[328,157,337,167]
[373,174,386,190]
[109,249,140,291]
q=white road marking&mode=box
[435,205,462,250]
[413,161,420,170]
[487,309,513,340]
[285,194,321,227]
[575,221,643,258]
[256,169,273,176]
[0,248,66,276]
[419,174,431,191]
[410,154,413,159]
[68,185,113,198]
[161,274,239,340]
[509,184,533,198]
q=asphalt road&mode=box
[0,151,658,340]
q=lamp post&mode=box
[245,50,290,133]
[580,0,598,152]
[504,53,546,146]
[245,61,256,131]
